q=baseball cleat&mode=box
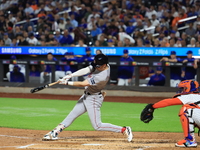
[42,131,58,141]
[175,139,197,147]
[123,126,133,142]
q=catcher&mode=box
[140,80,200,147]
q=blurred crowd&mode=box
[0,0,200,47]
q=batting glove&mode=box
[58,79,68,85]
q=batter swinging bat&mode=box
[30,81,59,93]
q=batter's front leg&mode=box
[43,95,87,140]
[84,95,123,133]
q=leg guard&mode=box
[179,109,195,140]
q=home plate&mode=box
[82,144,105,146]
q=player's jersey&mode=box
[85,64,110,94]
[178,94,200,106]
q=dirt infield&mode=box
[0,92,199,150]
[0,128,198,150]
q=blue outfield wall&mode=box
[0,47,200,56]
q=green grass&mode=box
[0,97,183,132]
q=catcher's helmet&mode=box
[94,54,108,67]
[177,80,199,94]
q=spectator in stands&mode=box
[118,27,135,45]
[169,38,176,47]
[181,50,197,80]
[24,3,34,14]
[91,24,102,39]
[36,17,45,31]
[181,32,190,45]
[133,9,144,20]
[160,17,169,29]
[3,33,12,46]
[54,30,63,42]
[59,29,74,46]
[27,26,35,36]
[107,39,115,47]
[10,65,25,82]
[136,38,144,47]
[70,14,78,28]
[31,1,38,11]
[185,22,196,37]
[195,22,200,37]
[17,33,29,46]
[104,19,119,37]
[160,51,182,87]
[134,19,143,31]
[75,39,87,47]
[58,18,66,31]
[79,47,94,64]
[151,14,159,27]
[145,5,157,19]
[153,38,160,47]
[46,33,57,46]
[0,39,5,46]
[144,19,155,34]
[98,34,108,46]
[10,38,18,46]
[13,26,23,37]
[171,12,186,28]
[174,38,182,47]
[8,13,17,24]
[124,38,133,47]
[27,33,38,46]
[23,17,34,32]
[65,18,73,30]
[126,20,135,35]
[148,67,165,86]
[40,52,61,84]
[187,37,196,47]
[37,8,46,18]
[144,40,153,47]
[29,65,40,77]
[118,49,134,86]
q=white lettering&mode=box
[2,48,22,54]
[139,49,154,55]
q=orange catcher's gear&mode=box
[177,80,199,94]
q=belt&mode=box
[84,91,102,95]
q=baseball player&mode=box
[141,80,200,147]
[42,54,133,142]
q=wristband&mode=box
[68,81,74,86]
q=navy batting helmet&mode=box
[94,54,108,67]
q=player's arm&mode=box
[153,98,182,109]
[67,80,90,87]
[140,98,182,123]
[168,58,178,62]
[62,65,93,80]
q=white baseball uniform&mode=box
[178,94,200,135]
[61,64,123,132]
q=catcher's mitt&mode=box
[140,103,155,123]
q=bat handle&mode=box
[48,81,59,87]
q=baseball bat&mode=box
[30,81,59,93]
